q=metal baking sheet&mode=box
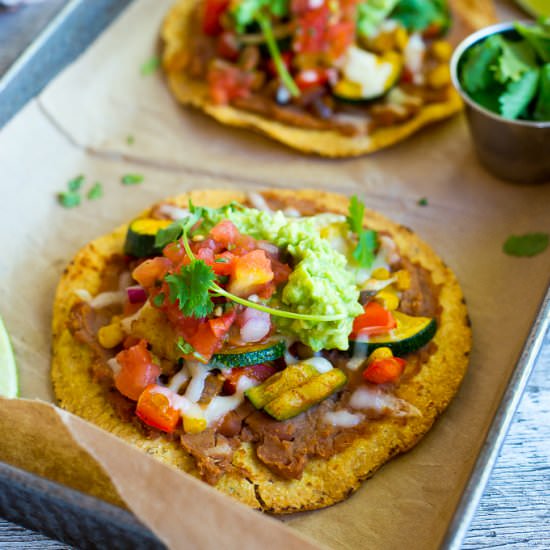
[1,1,549,547]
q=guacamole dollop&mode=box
[202,204,362,351]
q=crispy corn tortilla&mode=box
[161,0,496,157]
[51,189,471,513]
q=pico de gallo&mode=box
[69,192,440,483]
[179,0,456,135]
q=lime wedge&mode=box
[515,0,550,17]
[0,315,18,398]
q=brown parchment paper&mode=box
[1,0,549,548]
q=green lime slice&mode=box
[0,315,18,398]
[515,0,550,17]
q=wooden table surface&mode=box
[0,1,549,548]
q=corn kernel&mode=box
[395,27,409,51]
[428,65,451,89]
[395,269,411,291]
[183,416,207,434]
[372,267,391,280]
[431,40,453,62]
[367,347,393,364]
[98,321,124,349]
[375,290,400,311]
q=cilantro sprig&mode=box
[160,218,346,322]
[347,196,378,269]
[459,19,550,122]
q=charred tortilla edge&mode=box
[160,0,496,157]
[51,189,471,513]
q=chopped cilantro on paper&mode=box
[58,191,81,209]
[503,233,549,257]
[140,55,160,76]
[418,197,428,206]
[121,173,144,185]
[459,20,550,121]
[87,182,103,200]
[67,174,85,192]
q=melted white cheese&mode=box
[324,410,364,428]
[120,303,146,333]
[88,291,125,309]
[167,366,190,393]
[185,361,210,403]
[107,358,121,376]
[404,33,426,84]
[302,356,334,374]
[349,386,421,417]
[203,376,256,425]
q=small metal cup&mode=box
[450,22,550,184]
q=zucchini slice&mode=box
[350,311,437,356]
[333,48,403,102]
[124,219,173,258]
[212,340,286,368]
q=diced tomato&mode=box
[202,0,230,36]
[123,300,143,317]
[209,309,237,338]
[132,257,171,288]
[184,310,236,362]
[207,60,254,105]
[351,302,397,339]
[271,258,292,286]
[400,67,414,84]
[223,363,277,395]
[163,241,187,264]
[209,220,240,248]
[217,31,240,61]
[213,251,236,276]
[295,68,330,90]
[326,20,354,59]
[294,3,331,55]
[115,340,160,400]
[423,22,443,39]
[363,357,406,384]
[228,249,274,297]
[196,246,216,265]
[136,385,181,433]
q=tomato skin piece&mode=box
[217,31,241,61]
[132,257,171,288]
[209,220,240,248]
[136,385,180,433]
[351,302,397,339]
[363,357,406,384]
[223,363,277,395]
[202,0,230,36]
[115,340,160,400]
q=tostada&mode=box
[162,0,496,156]
[52,189,471,512]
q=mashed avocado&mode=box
[201,204,363,351]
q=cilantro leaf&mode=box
[165,260,215,318]
[418,197,428,206]
[87,182,103,200]
[231,0,288,33]
[357,0,398,38]
[390,0,450,34]
[154,207,204,249]
[534,63,550,121]
[58,191,81,209]
[503,233,549,257]
[152,292,165,307]
[121,173,144,185]
[353,230,378,269]
[126,135,135,145]
[346,195,365,234]
[140,55,160,76]
[499,68,540,119]
[494,39,537,83]
[460,35,502,94]
[176,337,195,355]
[67,174,85,192]
[515,21,550,64]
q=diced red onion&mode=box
[239,308,271,343]
[127,285,147,304]
[256,240,279,258]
